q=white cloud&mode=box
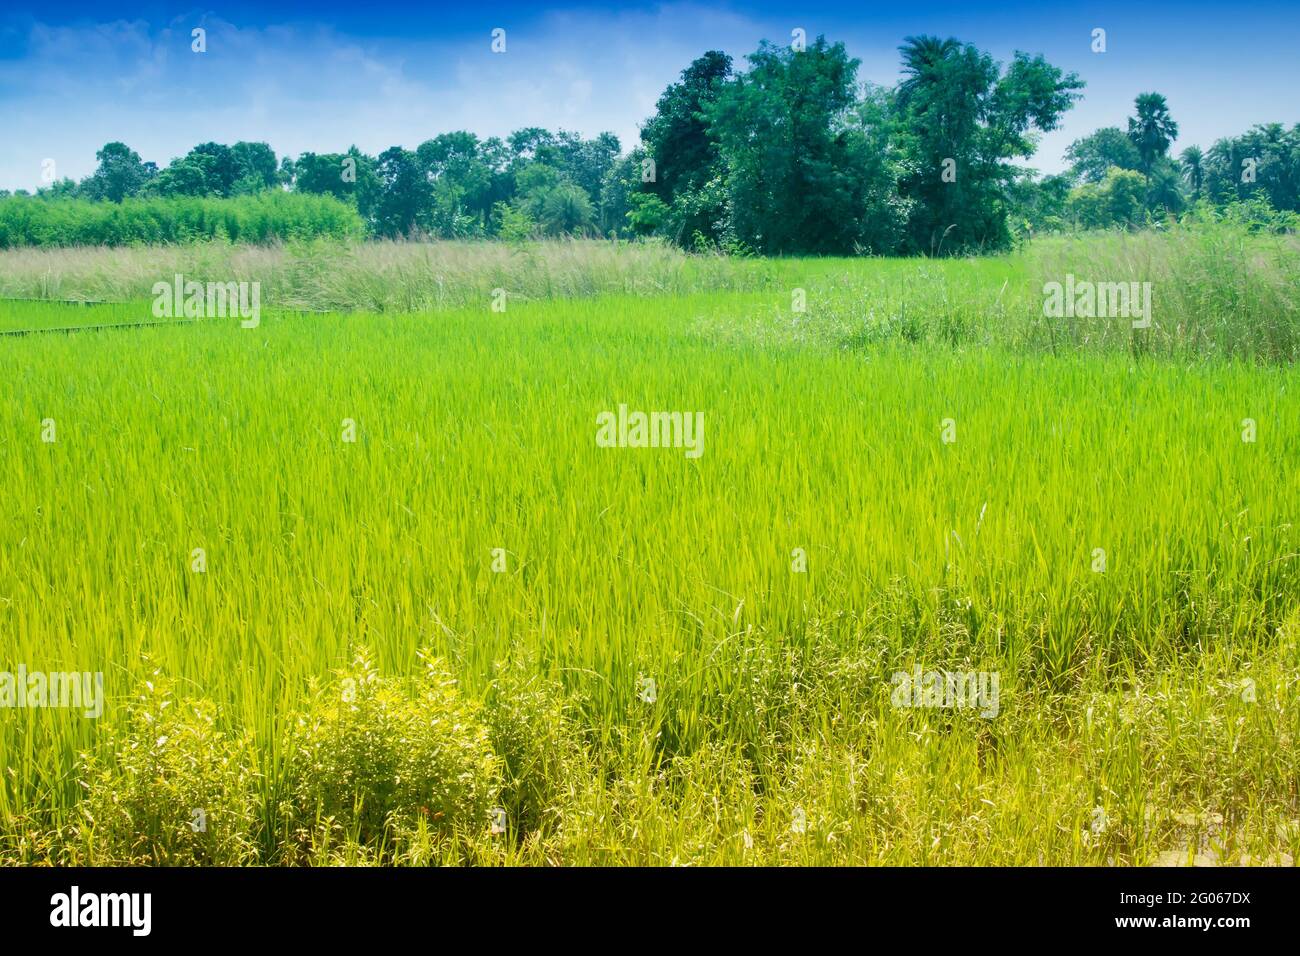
[0,5,781,190]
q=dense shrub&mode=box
[76,679,261,865]
[0,192,364,248]
[280,649,499,859]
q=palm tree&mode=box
[1127,92,1179,176]
[896,35,961,110]
[1179,146,1204,201]
[539,183,595,236]
[1205,138,1241,202]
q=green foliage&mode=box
[1202,123,1300,212]
[1066,127,1142,184]
[288,146,379,214]
[76,678,260,865]
[492,201,538,243]
[231,142,280,192]
[0,191,365,247]
[893,36,1083,254]
[1180,146,1205,201]
[516,180,591,237]
[3,34,1298,252]
[371,147,431,238]
[79,142,155,203]
[281,649,499,859]
[707,37,902,255]
[417,131,497,234]
[639,51,733,243]
[1145,156,1186,217]
[1066,167,1149,229]
[1006,169,1073,235]
[626,189,670,236]
[598,149,649,236]
[149,142,276,199]
[551,131,622,209]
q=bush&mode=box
[281,649,499,859]
[76,679,260,865]
[0,192,365,248]
[492,201,537,243]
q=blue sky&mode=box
[1,1,1296,191]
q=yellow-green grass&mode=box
[1,236,1298,865]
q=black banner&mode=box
[0,865,1287,942]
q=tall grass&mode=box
[0,237,781,311]
[2,220,1296,362]
[1028,225,1300,361]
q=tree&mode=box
[696,38,910,255]
[513,162,562,219]
[81,142,152,202]
[538,182,595,235]
[1006,169,1073,233]
[1067,167,1147,228]
[839,83,912,253]
[372,147,431,237]
[1179,145,1204,201]
[230,141,279,193]
[151,156,213,197]
[705,37,870,254]
[641,51,732,199]
[1145,156,1185,216]
[639,51,733,242]
[624,192,670,236]
[1127,93,1178,175]
[552,130,621,208]
[1202,123,1300,212]
[1065,127,1142,184]
[507,163,593,236]
[600,148,651,236]
[893,36,1083,253]
[37,178,80,199]
[150,143,240,197]
[507,128,559,167]
[186,143,241,197]
[492,201,536,242]
[417,132,493,235]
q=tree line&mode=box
[4,34,1297,253]
[1019,93,1300,233]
